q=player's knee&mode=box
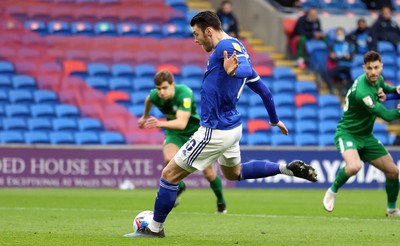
[385,165,399,180]
[346,164,362,176]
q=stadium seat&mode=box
[50,131,75,144]
[100,132,125,144]
[112,51,137,65]
[63,60,88,77]
[162,24,187,38]
[87,63,111,77]
[318,134,335,146]
[86,76,109,93]
[2,118,27,131]
[135,64,157,79]
[27,118,53,131]
[295,81,318,95]
[33,90,59,104]
[94,22,117,36]
[0,105,5,118]
[0,60,15,75]
[55,105,80,118]
[318,95,341,109]
[71,21,94,36]
[52,118,78,131]
[271,80,295,94]
[181,65,204,79]
[181,78,202,91]
[89,50,112,64]
[109,77,132,93]
[276,107,295,121]
[77,118,103,132]
[8,90,34,104]
[271,120,294,134]
[0,47,16,60]
[116,22,140,36]
[5,104,30,118]
[0,75,12,91]
[319,120,338,134]
[373,122,388,134]
[0,90,8,104]
[25,131,50,144]
[377,41,395,57]
[103,117,128,132]
[40,62,63,75]
[47,20,70,35]
[247,132,270,145]
[271,133,294,146]
[295,120,318,134]
[273,93,295,108]
[248,106,269,120]
[31,104,56,118]
[112,63,135,77]
[165,0,188,13]
[129,105,143,117]
[25,20,47,35]
[318,108,342,121]
[75,132,101,145]
[11,75,37,90]
[107,91,131,106]
[139,23,163,38]
[80,103,105,118]
[295,133,318,146]
[104,104,130,118]
[306,40,328,72]
[247,119,270,134]
[131,91,150,105]
[1,131,25,144]
[273,67,296,81]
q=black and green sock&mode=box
[386,178,399,209]
[210,176,225,204]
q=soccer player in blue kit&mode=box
[125,11,318,238]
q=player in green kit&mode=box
[138,69,227,213]
[323,51,400,216]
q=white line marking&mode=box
[0,207,398,223]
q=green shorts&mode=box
[334,133,388,162]
[164,132,193,148]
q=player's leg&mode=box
[364,136,399,216]
[202,165,227,213]
[163,141,186,207]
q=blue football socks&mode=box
[153,178,178,223]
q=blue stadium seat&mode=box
[2,118,27,131]
[374,133,390,145]
[295,81,318,95]
[382,67,397,83]
[181,78,202,91]
[131,91,150,105]
[0,91,9,104]
[109,77,132,93]
[25,131,50,144]
[129,105,143,117]
[111,63,135,77]
[318,108,342,121]
[85,76,109,93]
[350,67,364,81]
[318,134,335,146]
[135,64,157,78]
[75,131,101,145]
[295,133,318,146]
[305,40,328,72]
[1,131,25,144]
[237,93,249,107]
[87,63,111,77]
[275,107,295,121]
[165,0,188,13]
[132,77,154,92]
[8,90,33,104]
[295,120,318,134]
[351,54,364,67]
[0,60,15,75]
[342,0,366,10]
[5,104,30,118]
[47,20,70,35]
[377,41,395,57]
[271,120,294,134]
[271,133,294,146]
[116,22,139,36]
[55,105,80,118]
[247,132,270,145]
[381,54,396,70]
[240,132,248,145]
[139,23,162,38]
[162,23,187,38]
[0,75,12,91]
[27,118,53,131]
[273,67,296,81]
[33,90,59,104]
[271,80,295,94]
[181,65,204,79]
[50,131,75,144]
[94,22,117,36]
[0,105,4,118]
[52,118,78,131]
[319,120,338,134]
[318,95,341,109]
[25,20,47,35]
[71,21,94,36]
[248,106,269,120]
[11,75,36,90]
[373,122,388,134]
[273,93,295,108]
[100,132,125,144]
[31,104,56,118]
[77,118,103,132]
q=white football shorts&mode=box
[174,125,242,172]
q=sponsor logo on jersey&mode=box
[362,96,374,108]
[232,42,242,52]
[183,98,191,109]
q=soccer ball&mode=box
[133,210,154,232]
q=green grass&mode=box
[0,188,399,246]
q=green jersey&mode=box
[149,84,200,136]
[337,74,400,136]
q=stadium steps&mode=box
[186,0,213,11]
[387,125,400,135]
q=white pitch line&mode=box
[0,207,399,223]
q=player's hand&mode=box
[138,116,147,129]
[144,116,159,129]
[378,88,387,102]
[223,50,238,77]
[270,121,289,135]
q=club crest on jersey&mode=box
[362,96,375,108]
[183,98,191,109]
[232,43,242,52]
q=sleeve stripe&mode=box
[246,76,260,83]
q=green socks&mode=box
[330,167,349,193]
[210,176,225,203]
[386,178,399,209]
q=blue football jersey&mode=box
[200,37,253,130]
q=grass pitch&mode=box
[0,188,399,246]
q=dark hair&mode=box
[154,70,174,86]
[190,11,222,32]
[363,51,381,64]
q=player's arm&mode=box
[222,41,252,78]
[359,94,400,121]
[138,95,153,128]
[380,82,400,101]
[156,110,190,130]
